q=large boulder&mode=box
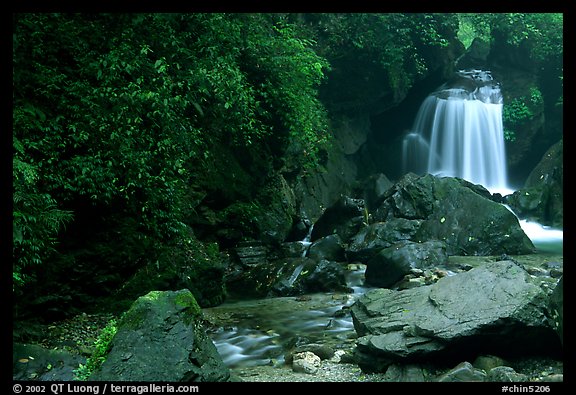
[90,290,230,382]
[307,234,346,261]
[373,173,534,255]
[360,173,394,211]
[364,240,448,288]
[310,196,366,242]
[346,218,423,263]
[351,260,561,372]
[505,139,563,228]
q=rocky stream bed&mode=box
[13,252,563,383]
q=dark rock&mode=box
[346,219,423,263]
[549,276,563,345]
[383,364,428,382]
[373,173,436,221]
[368,173,534,256]
[13,343,86,381]
[412,176,535,255]
[301,259,350,294]
[235,240,268,266]
[110,238,227,309]
[90,290,230,382]
[506,139,563,228]
[361,173,394,211]
[436,361,487,382]
[308,234,346,262]
[310,196,366,242]
[473,355,507,372]
[456,37,491,70]
[286,217,312,242]
[275,241,309,259]
[351,260,561,373]
[486,366,528,382]
[229,257,350,298]
[364,240,448,288]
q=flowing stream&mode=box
[205,267,370,368]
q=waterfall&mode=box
[403,69,562,252]
[403,69,511,195]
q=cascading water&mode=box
[403,69,511,196]
[403,69,562,251]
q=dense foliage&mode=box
[12,13,563,312]
[457,13,563,63]
[12,13,330,293]
[299,13,460,112]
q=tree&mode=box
[12,13,331,297]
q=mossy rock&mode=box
[90,289,230,382]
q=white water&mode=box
[404,70,508,192]
[403,70,562,250]
[208,266,369,368]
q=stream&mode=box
[204,228,563,372]
[204,267,370,368]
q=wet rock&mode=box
[235,240,268,266]
[90,290,230,381]
[473,355,507,372]
[346,219,422,263]
[308,234,346,261]
[548,276,563,345]
[506,139,563,228]
[383,364,427,382]
[13,343,86,381]
[436,361,487,382]
[230,257,350,298]
[275,241,309,259]
[486,366,528,382]
[364,240,448,288]
[292,351,321,374]
[361,173,394,211]
[371,173,534,256]
[413,176,534,255]
[310,196,366,242]
[351,260,561,373]
[373,173,436,221]
[300,259,350,294]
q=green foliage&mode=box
[503,87,543,141]
[13,136,73,290]
[305,13,459,111]
[73,318,117,380]
[12,13,333,293]
[456,13,563,63]
[457,17,484,49]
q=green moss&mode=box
[174,290,201,317]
